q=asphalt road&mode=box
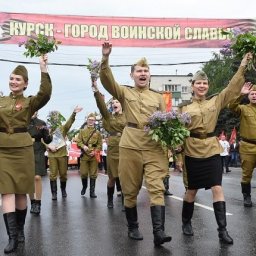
[0,167,256,256]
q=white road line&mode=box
[141,186,233,216]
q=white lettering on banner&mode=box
[9,21,54,36]
[184,27,232,40]
[111,25,181,40]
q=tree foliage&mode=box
[202,53,240,138]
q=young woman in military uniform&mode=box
[28,111,52,215]
[46,106,83,200]
[178,52,252,245]
[76,113,102,198]
[0,55,52,254]
[228,82,256,207]
[91,79,126,208]
[100,42,172,247]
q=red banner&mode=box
[0,12,255,48]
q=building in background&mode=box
[150,73,193,109]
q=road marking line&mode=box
[141,186,233,216]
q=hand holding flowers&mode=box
[221,28,256,70]
[86,58,101,81]
[19,34,61,58]
[46,111,66,132]
[146,110,191,150]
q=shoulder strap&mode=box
[84,128,97,145]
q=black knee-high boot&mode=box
[125,206,143,240]
[213,201,233,244]
[30,199,36,214]
[107,186,115,208]
[115,177,122,196]
[3,212,18,254]
[16,208,27,243]
[150,205,172,246]
[33,200,41,215]
[182,201,194,236]
[241,183,252,207]
[90,178,97,198]
[50,180,57,200]
[60,181,67,198]
[163,177,173,196]
[81,178,88,196]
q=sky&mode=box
[0,0,256,129]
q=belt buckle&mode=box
[199,134,207,139]
[8,127,14,134]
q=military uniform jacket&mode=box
[179,66,246,158]
[77,126,102,160]
[28,117,52,153]
[0,72,52,148]
[100,57,165,150]
[228,96,256,154]
[94,90,126,147]
[47,112,76,157]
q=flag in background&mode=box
[229,127,237,143]
[162,92,172,112]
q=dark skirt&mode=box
[34,142,47,176]
[185,154,222,190]
[0,146,35,194]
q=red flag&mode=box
[229,127,237,143]
[162,92,172,112]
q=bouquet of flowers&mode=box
[221,28,256,70]
[19,34,61,58]
[86,58,101,80]
[46,111,66,131]
[146,110,191,150]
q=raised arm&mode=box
[62,106,83,135]
[228,82,253,115]
[217,52,253,109]
[92,79,110,121]
[100,41,124,101]
[30,55,52,112]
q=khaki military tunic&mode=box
[179,66,246,158]
[177,66,245,189]
[77,127,102,179]
[228,96,256,183]
[0,72,52,194]
[94,90,126,178]
[100,57,168,207]
[48,112,76,181]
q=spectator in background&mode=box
[229,139,239,167]
[28,112,52,216]
[219,135,231,173]
[102,138,108,174]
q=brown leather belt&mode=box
[190,132,215,139]
[109,132,122,137]
[241,138,256,145]
[127,122,139,128]
[126,122,146,129]
[0,127,28,134]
